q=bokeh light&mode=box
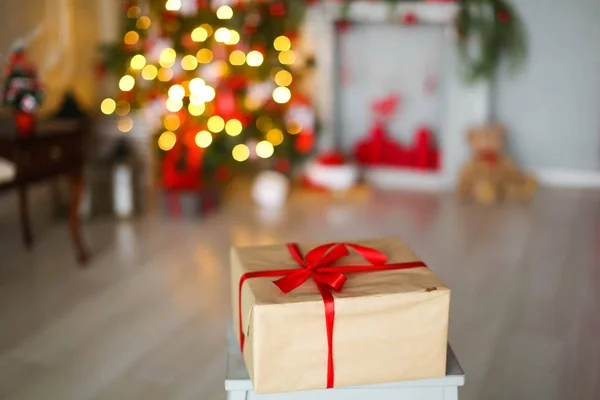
[100,98,116,115]
[124,31,139,45]
[116,100,130,116]
[188,103,205,116]
[266,128,284,146]
[164,114,181,131]
[229,50,246,66]
[166,98,183,112]
[168,84,185,100]
[136,16,151,30]
[232,144,250,162]
[225,119,243,136]
[214,28,232,43]
[207,116,225,133]
[141,65,158,80]
[275,70,293,86]
[157,67,174,82]
[118,117,133,132]
[273,36,291,51]
[196,48,213,64]
[256,140,275,159]
[195,130,213,148]
[256,116,273,132]
[158,131,177,151]
[226,30,240,45]
[181,55,198,70]
[159,48,177,67]
[119,75,135,91]
[130,54,146,70]
[273,86,291,104]
[191,27,208,42]
[216,5,233,19]
[246,50,264,67]
[278,50,296,65]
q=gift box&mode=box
[230,237,450,394]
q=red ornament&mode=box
[295,133,314,154]
[14,112,35,137]
[270,2,286,17]
[415,126,432,170]
[402,12,418,25]
[496,10,510,23]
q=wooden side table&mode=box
[0,119,89,264]
[225,328,465,400]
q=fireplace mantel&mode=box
[304,1,491,190]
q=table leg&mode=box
[69,172,89,265]
[18,184,33,249]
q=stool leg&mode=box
[69,172,89,265]
[18,184,33,249]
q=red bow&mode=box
[238,242,427,389]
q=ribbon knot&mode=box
[238,241,427,390]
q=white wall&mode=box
[494,0,600,171]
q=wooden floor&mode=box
[0,186,599,400]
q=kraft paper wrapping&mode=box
[230,237,450,394]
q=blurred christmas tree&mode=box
[100,0,316,190]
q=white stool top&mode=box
[0,158,16,184]
[225,328,465,392]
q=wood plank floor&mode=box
[0,187,599,400]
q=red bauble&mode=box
[402,12,418,25]
[15,112,35,137]
[316,150,346,166]
[270,2,286,17]
[496,10,510,23]
[295,133,314,154]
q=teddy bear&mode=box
[457,122,537,205]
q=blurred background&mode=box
[0,1,598,399]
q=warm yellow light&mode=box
[279,50,296,65]
[116,100,130,116]
[164,114,181,131]
[225,119,243,136]
[266,128,284,146]
[196,48,213,64]
[195,130,213,148]
[158,131,177,151]
[256,116,273,132]
[189,78,205,93]
[166,98,183,112]
[287,121,303,134]
[214,28,232,43]
[118,117,134,132]
[200,24,213,36]
[127,6,141,18]
[100,98,116,115]
[207,116,225,133]
[157,67,174,82]
[165,0,181,11]
[274,36,291,51]
[159,48,177,67]
[273,86,291,104]
[124,31,139,45]
[181,55,198,71]
[216,5,233,19]
[188,102,205,116]
[119,75,135,91]
[141,65,158,80]
[256,141,275,159]
[275,70,293,86]
[199,85,216,102]
[168,84,185,100]
[189,94,203,106]
[136,16,151,30]
[246,50,264,67]
[229,50,246,66]
[232,144,250,162]
[226,30,240,45]
[130,54,146,70]
[191,27,208,42]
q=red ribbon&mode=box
[238,242,427,389]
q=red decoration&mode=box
[270,2,286,17]
[496,10,511,23]
[316,150,345,166]
[238,242,428,389]
[14,112,35,137]
[415,126,432,170]
[401,12,418,25]
[295,132,314,154]
[162,144,203,190]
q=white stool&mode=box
[225,330,465,400]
